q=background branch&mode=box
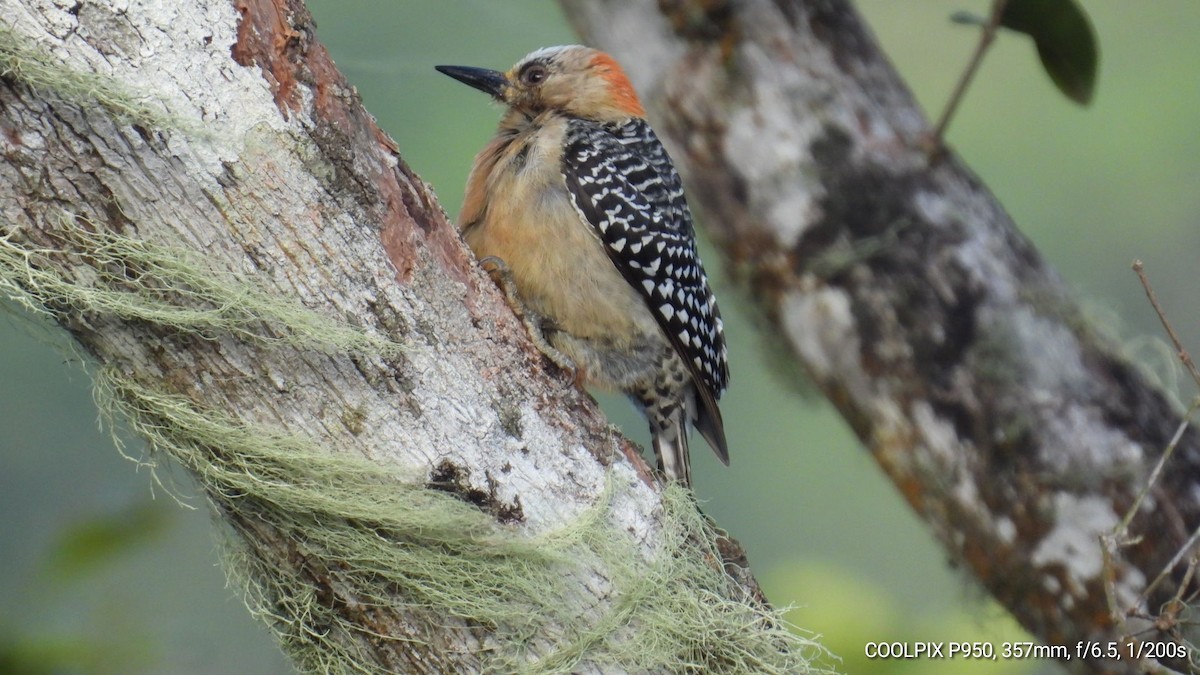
[560,0,1200,671]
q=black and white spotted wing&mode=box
[560,117,729,399]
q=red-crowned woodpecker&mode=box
[437,45,729,486]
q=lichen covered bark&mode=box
[560,0,1200,671]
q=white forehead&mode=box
[518,44,588,66]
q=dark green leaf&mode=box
[999,0,1099,105]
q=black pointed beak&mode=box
[435,65,508,99]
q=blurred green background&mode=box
[2,2,1197,673]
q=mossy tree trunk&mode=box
[0,0,816,673]
[559,1,1200,672]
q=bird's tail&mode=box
[652,406,692,486]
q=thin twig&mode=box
[1106,259,1200,636]
[1133,259,1200,389]
[929,0,1011,150]
[1119,400,1200,534]
[1135,523,1200,617]
[1173,554,1198,610]
[1101,533,1125,625]
[1104,402,1197,628]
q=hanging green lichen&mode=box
[2,215,831,673]
[96,370,828,674]
[0,216,400,357]
[0,23,197,131]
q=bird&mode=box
[436,45,729,486]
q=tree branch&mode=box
[0,0,821,671]
[559,0,1200,671]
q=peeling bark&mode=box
[559,0,1200,672]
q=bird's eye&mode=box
[520,64,548,87]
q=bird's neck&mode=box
[498,107,554,134]
[499,108,636,136]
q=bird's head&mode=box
[436,45,645,122]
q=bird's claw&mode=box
[478,255,510,277]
